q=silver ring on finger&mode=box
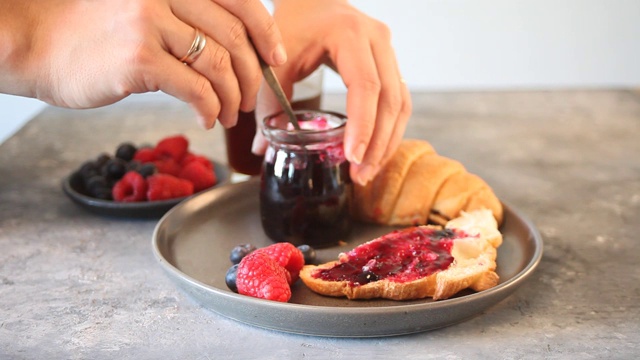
[180,28,207,65]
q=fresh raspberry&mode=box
[146,173,194,201]
[154,135,189,162]
[236,252,292,302]
[153,158,182,176]
[178,161,217,192]
[254,243,305,284]
[112,171,148,202]
[133,147,156,163]
[181,153,214,170]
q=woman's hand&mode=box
[254,0,411,185]
[0,0,286,129]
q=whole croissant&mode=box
[352,139,503,226]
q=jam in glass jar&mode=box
[260,110,352,248]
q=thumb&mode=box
[252,69,296,155]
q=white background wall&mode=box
[2,0,639,143]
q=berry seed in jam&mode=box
[260,111,352,248]
[314,227,466,285]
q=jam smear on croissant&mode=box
[314,228,471,286]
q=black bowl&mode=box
[62,160,230,218]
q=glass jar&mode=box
[224,67,324,177]
[260,110,352,248]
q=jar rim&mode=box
[262,110,347,145]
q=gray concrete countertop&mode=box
[1,91,638,359]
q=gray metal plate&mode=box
[152,178,543,337]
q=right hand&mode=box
[252,0,412,186]
[1,0,286,129]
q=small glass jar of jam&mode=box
[224,67,324,176]
[260,110,352,248]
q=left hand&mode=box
[1,0,287,130]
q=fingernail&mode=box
[349,143,366,165]
[356,164,376,185]
[251,134,265,154]
[197,116,214,130]
[273,44,287,65]
[228,113,239,128]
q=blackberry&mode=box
[297,244,317,264]
[79,161,100,183]
[230,244,256,265]
[86,175,109,194]
[115,142,137,162]
[92,187,113,200]
[95,153,111,167]
[225,264,239,293]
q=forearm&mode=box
[272,0,349,8]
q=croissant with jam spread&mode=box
[352,139,503,227]
[299,209,502,300]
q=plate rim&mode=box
[152,179,543,335]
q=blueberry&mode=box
[115,142,137,162]
[102,158,127,180]
[297,244,317,264]
[225,264,239,293]
[356,271,379,285]
[137,163,157,178]
[230,244,256,265]
[127,160,141,172]
[432,229,456,240]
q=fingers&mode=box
[353,24,408,183]
[253,82,280,155]
[380,78,412,166]
[171,0,264,113]
[165,0,286,127]
[163,20,241,128]
[331,20,409,186]
[253,64,298,154]
[148,51,222,130]
[188,33,241,127]
[334,34,380,169]
[332,30,384,185]
[210,0,288,66]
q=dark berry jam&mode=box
[314,228,466,285]
[260,111,352,248]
